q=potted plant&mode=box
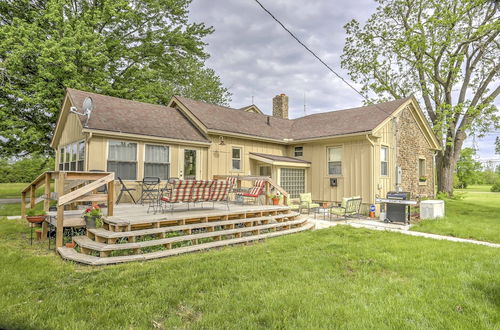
[322,202,329,209]
[268,193,281,205]
[26,209,46,224]
[82,205,103,229]
[419,176,427,182]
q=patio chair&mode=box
[236,179,266,205]
[285,196,301,212]
[116,177,137,205]
[298,193,320,214]
[330,196,362,220]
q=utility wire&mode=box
[253,0,390,113]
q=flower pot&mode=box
[322,202,329,209]
[26,215,45,224]
[84,216,97,229]
[66,242,76,248]
[272,198,280,205]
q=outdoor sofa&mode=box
[160,179,233,212]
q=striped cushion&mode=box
[190,180,213,202]
[209,181,231,201]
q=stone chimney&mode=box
[272,93,288,119]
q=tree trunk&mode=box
[436,153,455,196]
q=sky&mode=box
[188,0,499,161]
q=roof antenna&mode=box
[69,96,93,127]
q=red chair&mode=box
[236,179,266,205]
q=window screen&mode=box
[381,146,388,176]
[232,147,241,170]
[328,147,342,175]
[294,146,303,157]
[144,144,170,180]
[107,140,137,180]
[280,168,305,198]
[419,158,426,177]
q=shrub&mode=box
[491,180,500,192]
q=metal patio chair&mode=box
[116,177,137,205]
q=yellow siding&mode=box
[294,136,374,204]
[374,118,397,199]
[206,135,287,178]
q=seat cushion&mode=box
[331,207,345,216]
[299,193,313,204]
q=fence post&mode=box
[56,172,66,248]
[21,192,26,219]
[107,179,114,216]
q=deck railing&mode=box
[21,171,115,248]
[212,175,289,205]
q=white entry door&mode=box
[179,148,200,180]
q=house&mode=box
[51,88,441,210]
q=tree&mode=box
[341,0,499,195]
[0,0,230,158]
[455,147,482,188]
[496,136,500,155]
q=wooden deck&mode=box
[56,202,314,265]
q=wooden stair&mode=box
[57,210,314,265]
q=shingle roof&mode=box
[174,95,411,141]
[66,89,209,143]
[173,96,293,140]
[249,152,311,164]
[64,88,411,144]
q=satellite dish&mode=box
[69,96,93,127]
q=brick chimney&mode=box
[272,93,288,119]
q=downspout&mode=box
[85,131,92,171]
[365,134,376,205]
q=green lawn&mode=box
[411,185,500,243]
[0,217,498,329]
[0,182,30,199]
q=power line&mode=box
[252,0,394,115]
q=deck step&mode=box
[105,205,292,226]
[89,212,300,240]
[76,218,307,252]
[59,222,314,265]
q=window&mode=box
[259,166,271,177]
[78,141,85,171]
[58,140,85,171]
[107,140,137,180]
[232,147,242,170]
[327,147,342,175]
[381,146,388,176]
[294,146,303,157]
[64,145,70,170]
[144,144,170,180]
[280,168,305,198]
[59,148,64,170]
[70,143,77,171]
[418,158,426,178]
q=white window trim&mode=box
[58,139,86,171]
[230,146,243,172]
[380,145,389,176]
[327,146,343,177]
[143,143,171,180]
[106,139,139,181]
[294,146,304,157]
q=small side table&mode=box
[314,207,330,220]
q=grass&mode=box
[411,185,500,243]
[0,183,53,216]
[0,217,499,329]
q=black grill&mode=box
[386,191,410,223]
